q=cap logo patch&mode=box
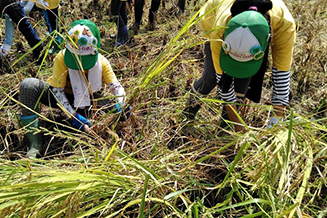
[223,27,264,62]
[66,24,98,56]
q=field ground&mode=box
[0,0,327,217]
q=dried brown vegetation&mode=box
[0,0,326,217]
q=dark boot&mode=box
[20,114,41,158]
[181,92,201,136]
[148,12,156,31]
[182,93,201,120]
[133,22,140,35]
[32,43,44,65]
[115,25,129,47]
[177,0,185,15]
[49,35,63,55]
[219,105,230,129]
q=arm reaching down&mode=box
[52,87,92,131]
[52,87,75,115]
[108,81,131,120]
[108,81,126,103]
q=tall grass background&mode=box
[0,0,326,217]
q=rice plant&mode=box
[0,0,326,217]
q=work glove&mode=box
[267,116,283,129]
[113,102,131,121]
[0,44,11,57]
[36,0,49,7]
[72,113,91,131]
[113,102,123,113]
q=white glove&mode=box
[36,0,49,8]
[267,116,283,129]
[0,44,11,57]
[23,2,35,14]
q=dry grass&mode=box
[0,0,327,217]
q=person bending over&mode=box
[183,0,296,132]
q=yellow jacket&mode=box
[29,0,60,10]
[47,50,118,94]
[200,0,296,74]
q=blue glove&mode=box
[113,102,123,113]
[72,113,91,131]
[114,102,131,121]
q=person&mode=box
[182,0,296,132]
[0,0,43,61]
[19,19,130,158]
[110,0,129,46]
[133,0,185,34]
[31,0,62,54]
[0,1,35,56]
[133,0,161,34]
[176,0,185,15]
[1,0,61,57]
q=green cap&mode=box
[64,19,101,70]
[220,11,270,79]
